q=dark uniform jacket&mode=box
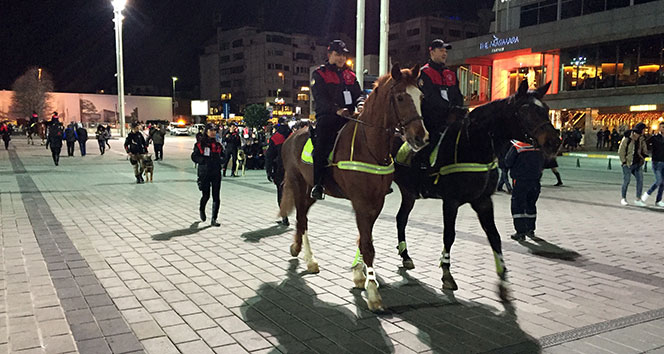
[265,124,292,178]
[47,124,64,148]
[418,60,463,134]
[311,63,364,118]
[0,125,11,141]
[505,140,544,181]
[191,137,224,178]
[223,131,241,151]
[76,127,88,143]
[124,131,148,154]
[646,133,664,162]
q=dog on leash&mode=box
[143,154,154,182]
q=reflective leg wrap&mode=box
[365,266,378,289]
[439,249,450,268]
[351,248,363,268]
[493,251,507,280]
[397,241,407,255]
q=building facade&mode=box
[388,16,481,67]
[200,27,335,118]
[446,0,664,146]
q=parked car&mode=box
[170,123,191,136]
[189,124,205,135]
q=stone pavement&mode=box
[0,136,663,354]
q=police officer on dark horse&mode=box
[310,40,366,200]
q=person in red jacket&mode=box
[191,123,224,226]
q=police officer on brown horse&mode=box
[310,39,365,200]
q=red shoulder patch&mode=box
[442,69,457,86]
[342,70,356,86]
[316,68,340,85]
[421,66,443,86]
[270,132,285,146]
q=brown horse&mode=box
[279,64,429,311]
[26,121,46,145]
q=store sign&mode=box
[630,105,657,112]
[479,35,520,53]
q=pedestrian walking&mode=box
[76,123,88,156]
[96,125,107,155]
[105,125,112,149]
[618,122,648,206]
[148,124,166,160]
[0,122,11,150]
[641,122,664,207]
[46,114,64,166]
[505,139,544,241]
[265,118,292,225]
[63,122,78,156]
[222,124,241,177]
[124,122,148,184]
[596,129,604,149]
[191,123,224,227]
[544,157,563,186]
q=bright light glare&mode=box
[112,0,127,11]
[172,77,178,82]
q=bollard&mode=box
[576,158,580,168]
[607,159,611,170]
[645,161,648,173]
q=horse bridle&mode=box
[387,84,423,135]
[513,100,552,143]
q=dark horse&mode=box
[279,64,429,311]
[26,121,46,145]
[392,80,561,301]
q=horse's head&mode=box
[382,64,429,151]
[506,80,561,158]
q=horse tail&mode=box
[279,172,295,218]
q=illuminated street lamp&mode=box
[171,76,178,118]
[277,72,284,84]
[112,0,127,137]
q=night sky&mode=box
[1,0,493,94]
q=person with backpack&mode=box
[46,114,64,166]
[618,122,648,206]
[76,123,88,156]
[63,122,78,156]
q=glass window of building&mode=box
[431,27,444,35]
[560,47,580,91]
[465,65,491,104]
[449,29,462,38]
[634,0,658,4]
[561,0,582,19]
[577,46,598,90]
[539,0,558,24]
[232,39,243,48]
[606,0,630,9]
[597,44,617,88]
[583,0,605,15]
[406,28,420,36]
[637,36,662,86]
[520,3,538,28]
[617,42,639,87]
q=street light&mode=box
[278,72,284,84]
[112,0,127,137]
[171,76,178,118]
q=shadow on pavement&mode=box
[518,237,581,261]
[151,221,211,241]
[242,261,541,353]
[241,224,290,243]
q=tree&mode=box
[10,67,54,120]
[243,104,270,129]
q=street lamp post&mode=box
[112,0,127,137]
[379,0,390,76]
[171,76,178,118]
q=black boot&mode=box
[210,202,220,227]
[136,175,142,184]
[223,169,227,177]
[554,172,563,186]
[199,206,206,222]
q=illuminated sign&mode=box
[479,35,520,53]
[629,105,657,112]
[191,100,209,116]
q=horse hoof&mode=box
[442,273,458,291]
[498,282,511,303]
[352,264,366,289]
[366,281,384,312]
[402,259,415,270]
[290,243,301,257]
[307,262,320,274]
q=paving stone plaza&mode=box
[1,136,663,354]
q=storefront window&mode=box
[597,44,617,88]
[561,48,580,91]
[577,47,599,90]
[492,52,558,99]
[638,36,662,86]
[617,42,638,87]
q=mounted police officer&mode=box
[418,39,464,136]
[124,122,148,184]
[310,39,365,200]
[191,123,224,227]
[265,117,292,225]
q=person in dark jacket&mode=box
[504,139,545,241]
[265,119,292,225]
[76,124,88,156]
[46,116,64,166]
[641,122,664,207]
[191,123,224,226]
[148,124,167,160]
[96,125,108,155]
[310,39,366,199]
[0,122,11,150]
[222,124,241,177]
[63,122,78,156]
[124,122,148,184]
